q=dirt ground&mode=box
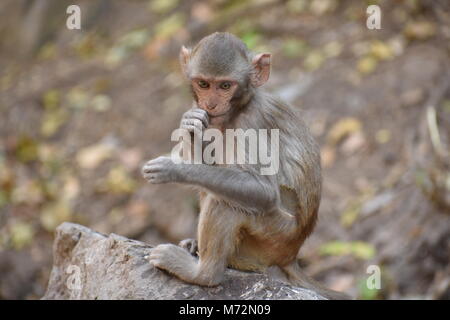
[0,0,449,299]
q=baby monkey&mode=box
[142,32,349,299]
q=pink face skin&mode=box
[191,77,239,126]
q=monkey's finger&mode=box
[184,109,209,127]
[190,109,209,125]
[148,176,166,184]
[143,173,156,181]
[181,116,208,131]
[142,165,163,173]
[182,119,205,132]
[183,125,203,137]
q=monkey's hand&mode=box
[141,156,184,184]
[180,108,209,135]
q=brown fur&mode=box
[144,32,349,299]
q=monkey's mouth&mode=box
[208,110,231,118]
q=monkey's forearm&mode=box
[179,164,277,212]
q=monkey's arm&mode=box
[142,156,278,213]
[182,163,278,212]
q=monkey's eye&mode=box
[220,82,231,90]
[198,80,210,89]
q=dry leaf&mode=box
[327,117,362,145]
[40,200,73,232]
[370,40,394,60]
[404,20,436,40]
[341,131,366,154]
[76,142,115,169]
[357,56,378,74]
[375,129,391,144]
[10,221,35,249]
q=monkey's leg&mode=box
[149,202,242,286]
[148,243,200,283]
[193,202,243,286]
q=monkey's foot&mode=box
[179,238,198,257]
[148,244,198,280]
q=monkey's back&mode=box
[233,89,322,223]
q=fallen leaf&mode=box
[10,221,35,249]
[66,87,89,110]
[40,200,73,232]
[370,40,394,60]
[91,94,112,112]
[42,89,60,110]
[310,0,337,16]
[41,109,68,137]
[149,0,179,14]
[76,142,115,169]
[11,180,44,205]
[375,129,391,144]
[304,49,325,71]
[327,117,362,145]
[357,56,378,74]
[404,20,436,40]
[62,174,80,201]
[99,166,137,194]
[323,41,342,58]
[15,136,39,163]
[319,241,375,260]
[38,43,57,60]
[387,36,406,56]
[341,131,366,154]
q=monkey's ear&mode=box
[250,53,271,87]
[179,46,191,77]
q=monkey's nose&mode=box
[206,103,217,110]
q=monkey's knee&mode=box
[179,238,198,257]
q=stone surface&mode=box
[42,222,326,300]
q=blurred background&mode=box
[0,0,449,300]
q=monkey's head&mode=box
[180,32,271,126]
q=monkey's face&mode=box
[191,77,239,125]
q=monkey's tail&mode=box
[281,262,352,300]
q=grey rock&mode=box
[42,222,326,300]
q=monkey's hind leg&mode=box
[149,203,242,287]
[148,243,200,283]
